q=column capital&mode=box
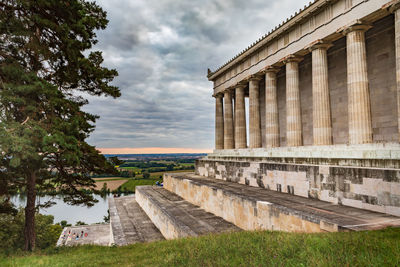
[280,54,304,64]
[338,20,371,35]
[382,0,400,13]
[261,65,280,74]
[245,74,263,82]
[213,92,224,98]
[235,81,247,89]
[223,86,235,94]
[305,39,332,52]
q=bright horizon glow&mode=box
[98,147,212,155]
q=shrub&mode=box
[0,209,62,254]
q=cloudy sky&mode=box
[85,0,310,153]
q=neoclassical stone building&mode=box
[197,0,400,216]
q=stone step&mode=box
[135,186,240,239]
[109,195,164,246]
[164,173,400,232]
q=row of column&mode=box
[215,20,377,150]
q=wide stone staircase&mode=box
[109,196,164,245]
[108,172,400,246]
[109,181,240,245]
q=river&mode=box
[11,194,123,225]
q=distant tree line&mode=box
[119,162,175,168]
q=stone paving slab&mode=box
[109,195,164,246]
[57,224,110,246]
[136,186,241,239]
[166,173,400,231]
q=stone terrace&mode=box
[165,173,400,232]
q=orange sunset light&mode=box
[98,147,212,154]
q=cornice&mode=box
[207,0,338,81]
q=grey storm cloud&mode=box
[84,0,310,149]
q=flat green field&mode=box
[135,170,191,179]
[119,179,160,192]
[2,228,400,266]
[114,171,192,192]
[179,163,194,167]
[118,166,140,171]
[93,177,127,182]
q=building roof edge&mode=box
[207,0,331,81]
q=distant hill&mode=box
[104,153,207,160]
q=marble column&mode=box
[215,94,224,150]
[310,41,333,145]
[394,5,400,142]
[344,22,373,144]
[285,55,303,147]
[249,76,262,148]
[264,67,280,147]
[235,84,247,149]
[224,89,234,149]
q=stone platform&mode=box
[136,186,240,239]
[109,195,164,245]
[197,144,400,217]
[164,172,400,232]
[57,224,110,246]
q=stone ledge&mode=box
[209,143,400,160]
[164,173,400,232]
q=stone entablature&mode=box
[209,0,391,92]
[210,0,400,149]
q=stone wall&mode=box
[328,37,349,144]
[367,14,397,143]
[196,157,400,217]
[299,54,313,146]
[277,69,287,146]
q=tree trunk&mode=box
[24,171,36,251]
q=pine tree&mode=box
[0,0,120,250]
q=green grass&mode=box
[150,160,171,164]
[119,179,160,192]
[118,166,193,174]
[93,177,128,182]
[134,170,191,179]
[2,228,400,266]
[118,166,140,171]
[179,163,194,167]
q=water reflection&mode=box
[11,193,126,225]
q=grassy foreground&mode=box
[2,228,400,266]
